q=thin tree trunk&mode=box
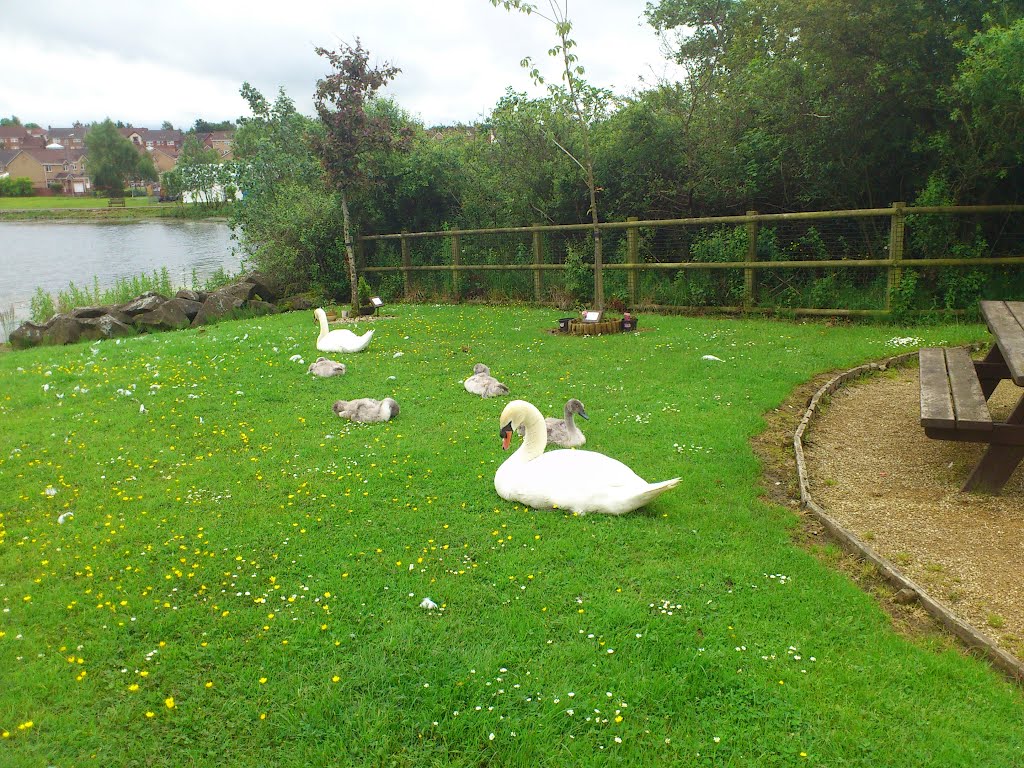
[339,189,359,313]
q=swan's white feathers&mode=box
[314,308,374,353]
[495,400,678,515]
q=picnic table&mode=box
[919,300,1024,493]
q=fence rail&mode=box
[356,203,1024,316]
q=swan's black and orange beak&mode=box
[500,422,514,451]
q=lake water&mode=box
[0,220,245,341]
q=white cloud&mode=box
[0,0,680,128]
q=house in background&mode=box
[201,131,234,159]
[149,145,180,175]
[0,124,46,150]
[121,127,184,151]
[5,147,89,193]
[46,126,89,149]
[0,148,18,175]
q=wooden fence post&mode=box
[400,230,411,300]
[887,202,906,312]
[626,216,639,308]
[451,232,461,302]
[532,224,543,303]
[744,210,758,310]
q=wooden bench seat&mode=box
[108,197,126,208]
[919,347,992,435]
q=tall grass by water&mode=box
[0,305,1020,767]
[28,267,238,323]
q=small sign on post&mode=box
[370,297,384,307]
[582,310,603,323]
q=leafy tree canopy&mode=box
[85,119,156,192]
[192,118,236,133]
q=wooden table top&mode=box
[980,300,1024,385]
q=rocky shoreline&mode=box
[7,273,312,349]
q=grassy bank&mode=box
[0,197,229,221]
[0,305,1019,767]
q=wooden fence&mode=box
[358,203,1024,316]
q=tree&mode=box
[231,83,344,294]
[85,119,156,193]
[311,40,410,312]
[488,0,609,307]
[0,116,21,126]
[193,118,236,133]
[931,18,1024,202]
[168,135,231,206]
[161,120,175,130]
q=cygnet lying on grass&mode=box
[332,397,400,423]
[307,357,347,377]
[520,398,589,448]
[464,363,509,398]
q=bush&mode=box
[0,176,34,197]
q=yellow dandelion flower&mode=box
[205,681,213,689]
[259,713,267,720]
[145,712,155,719]
[259,677,267,684]
[128,684,140,692]
[165,697,175,709]
[332,675,340,683]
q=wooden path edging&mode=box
[792,350,1024,682]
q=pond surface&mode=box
[0,220,244,341]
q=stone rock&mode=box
[279,294,315,311]
[9,321,47,349]
[191,292,246,327]
[246,300,279,316]
[121,292,168,316]
[175,289,207,303]
[71,305,114,319]
[78,314,136,341]
[216,282,259,303]
[167,297,204,321]
[42,315,82,346]
[134,301,192,332]
[240,272,279,303]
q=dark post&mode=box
[626,216,639,308]
[451,232,461,303]
[532,224,543,303]
[744,211,758,310]
[886,202,906,313]
[400,230,411,300]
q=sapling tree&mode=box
[488,0,607,308]
[311,40,410,312]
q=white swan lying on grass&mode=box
[495,400,679,515]
[464,363,509,398]
[314,308,374,353]
[332,397,400,423]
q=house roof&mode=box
[0,124,30,139]
[16,147,87,163]
[0,149,19,167]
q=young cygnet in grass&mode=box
[464,363,509,398]
[332,397,400,423]
[307,357,347,377]
[518,398,589,448]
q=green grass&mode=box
[0,305,1020,767]
[0,196,158,209]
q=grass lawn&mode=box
[0,305,1020,767]
[0,196,159,210]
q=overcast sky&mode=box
[0,0,682,130]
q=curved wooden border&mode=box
[792,351,1024,682]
